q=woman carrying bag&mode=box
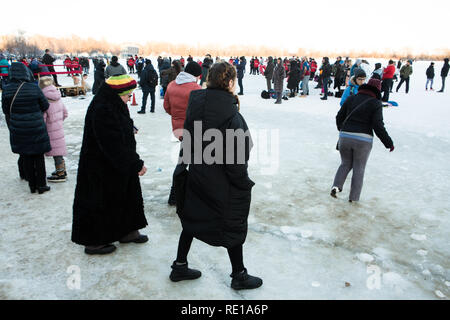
[331,78,394,202]
[1,62,51,194]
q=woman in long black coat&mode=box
[72,75,148,255]
[287,60,301,97]
[92,60,106,95]
[170,62,262,290]
[1,62,51,194]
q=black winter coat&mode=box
[287,63,301,90]
[441,62,449,77]
[336,84,393,149]
[42,53,56,72]
[322,63,332,78]
[236,60,246,79]
[140,64,158,90]
[92,66,106,94]
[426,65,435,79]
[1,62,51,155]
[72,83,147,246]
[177,89,254,248]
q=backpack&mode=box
[261,90,270,99]
[148,70,158,87]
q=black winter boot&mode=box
[169,261,201,282]
[230,268,263,290]
[168,186,176,206]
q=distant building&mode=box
[120,46,139,58]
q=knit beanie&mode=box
[367,78,382,91]
[105,74,137,96]
[184,61,202,77]
[354,68,367,79]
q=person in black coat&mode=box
[438,58,449,92]
[264,56,275,91]
[92,60,106,95]
[199,54,213,86]
[235,56,246,95]
[138,59,158,113]
[426,62,435,90]
[320,57,332,100]
[170,62,262,290]
[72,74,148,255]
[42,49,60,86]
[1,62,51,194]
[331,78,394,202]
[287,60,301,97]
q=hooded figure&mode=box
[287,60,301,93]
[1,62,51,193]
[72,75,148,254]
[93,60,106,94]
[104,56,127,78]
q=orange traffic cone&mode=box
[131,92,138,106]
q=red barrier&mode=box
[0,64,83,77]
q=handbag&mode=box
[336,97,375,150]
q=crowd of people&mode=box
[1,48,449,291]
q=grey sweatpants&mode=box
[332,137,372,201]
[266,78,272,91]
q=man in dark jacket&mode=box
[235,56,246,95]
[272,58,286,104]
[2,62,51,193]
[396,59,413,93]
[264,56,274,91]
[199,54,213,86]
[138,59,158,114]
[320,57,332,100]
[72,75,148,255]
[42,49,60,86]
[426,62,435,90]
[438,58,449,92]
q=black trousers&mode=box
[238,77,243,94]
[18,155,26,179]
[23,154,46,188]
[396,76,410,93]
[176,230,245,274]
[142,89,155,112]
[382,78,393,102]
[440,76,446,91]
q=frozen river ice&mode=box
[0,59,449,299]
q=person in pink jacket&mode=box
[163,61,202,205]
[39,76,68,182]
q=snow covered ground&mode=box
[0,59,449,300]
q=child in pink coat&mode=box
[39,76,68,182]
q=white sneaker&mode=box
[330,186,340,198]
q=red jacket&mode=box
[310,61,317,73]
[254,59,259,68]
[127,58,135,67]
[382,64,396,80]
[163,80,201,140]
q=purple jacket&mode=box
[42,85,68,156]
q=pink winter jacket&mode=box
[42,85,68,156]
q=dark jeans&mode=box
[266,77,272,91]
[440,76,446,91]
[381,78,393,102]
[396,76,410,93]
[175,230,245,274]
[323,77,330,97]
[142,89,155,111]
[23,154,46,189]
[238,77,243,94]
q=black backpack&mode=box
[148,70,158,87]
[261,90,270,99]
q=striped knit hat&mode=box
[105,74,137,96]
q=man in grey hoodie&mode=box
[104,56,127,79]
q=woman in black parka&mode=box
[1,62,51,194]
[72,75,148,255]
[92,60,106,95]
[170,62,262,290]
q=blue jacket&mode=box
[0,58,9,75]
[1,62,50,155]
[340,77,359,106]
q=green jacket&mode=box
[400,65,413,78]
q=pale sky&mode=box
[3,0,450,54]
